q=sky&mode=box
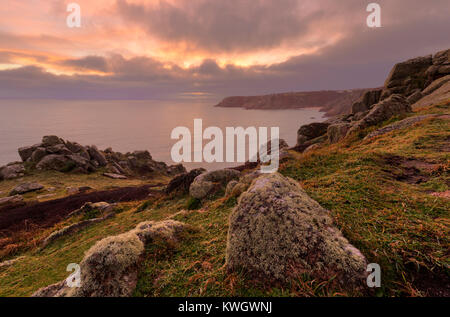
[0,0,449,100]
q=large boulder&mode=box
[297,122,330,146]
[226,173,367,289]
[9,182,44,196]
[0,162,25,180]
[189,169,241,199]
[87,146,107,167]
[165,168,206,194]
[382,55,432,99]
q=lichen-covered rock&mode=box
[226,173,367,289]
[9,182,44,196]
[32,220,188,297]
[297,122,329,146]
[327,123,351,144]
[165,168,206,194]
[189,169,241,199]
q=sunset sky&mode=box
[1,0,449,99]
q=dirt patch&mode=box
[382,155,441,184]
[412,269,450,297]
[0,184,163,235]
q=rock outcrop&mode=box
[32,220,188,297]
[189,169,241,199]
[291,48,450,150]
[11,136,186,178]
[226,173,367,289]
[215,89,368,116]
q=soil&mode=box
[0,184,163,235]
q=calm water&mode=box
[0,99,326,170]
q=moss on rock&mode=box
[226,173,367,290]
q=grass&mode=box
[0,101,448,297]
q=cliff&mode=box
[215,89,372,116]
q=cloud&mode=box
[61,56,110,72]
[0,0,449,100]
[116,0,322,53]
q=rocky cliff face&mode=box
[294,48,450,149]
[215,89,370,116]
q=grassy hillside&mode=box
[0,100,448,297]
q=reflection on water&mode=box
[0,99,326,170]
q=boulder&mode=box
[165,168,206,194]
[66,186,92,195]
[348,94,411,134]
[297,122,330,146]
[46,144,72,155]
[432,49,450,65]
[18,144,40,162]
[33,220,188,297]
[9,182,44,196]
[0,195,24,208]
[66,141,90,160]
[42,135,64,147]
[226,173,367,289]
[132,150,152,161]
[189,169,241,199]
[327,123,352,144]
[0,163,25,180]
[382,55,432,99]
[36,155,70,171]
[31,147,48,163]
[87,146,107,167]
